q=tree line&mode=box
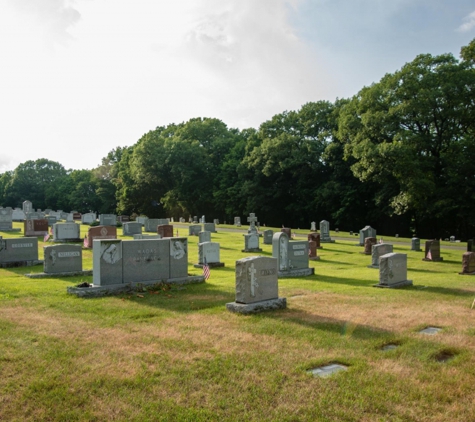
[1,39,474,239]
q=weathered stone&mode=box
[43,244,83,274]
[363,237,377,255]
[368,243,393,268]
[320,220,334,243]
[0,237,40,267]
[122,222,143,236]
[24,219,48,236]
[461,252,475,274]
[263,229,274,245]
[375,253,412,288]
[423,239,443,262]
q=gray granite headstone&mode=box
[12,209,26,221]
[226,256,286,314]
[81,213,97,224]
[198,231,211,243]
[189,225,201,236]
[198,241,221,264]
[22,200,33,214]
[122,222,143,236]
[263,229,274,245]
[247,213,259,234]
[369,243,394,268]
[359,225,376,246]
[122,239,170,283]
[0,208,13,231]
[99,214,117,226]
[243,233,261,252]
[144,218,160,232]
[310,221,316,231]
[288,241,309,270]
[133,234,161,239]
[273,232,289,271]
[411,237,422,251]
[319,220,334,243]
[203,222,216,233]
[93,239,123,286]
[375,253,412,288]
[272,232,314,278]
[53,223,81,242]
[234,216,241,227]
[0,237,39,265]
[44,244,82,274]
[169,238,188,278]
[136,216,148,226]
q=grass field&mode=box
[1,222,474,421]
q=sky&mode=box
[1,0,474,173]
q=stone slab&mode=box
[67,275,205,297]
[307,363,348,378]
[26,270,93,278]
[373,280,413,288]
[278,268,315,278]
[225,298,286,314]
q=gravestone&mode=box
[203,222,217,233]
[310,221,316,231]
[201,215,206,224]
[272,232,314,277]
[72,212,82,221]
[368,243,394,268]
[0,237,41,267]
[157,218,169,225]
[91,238,195,289]
[49,211,62,220]
[411,237,422,252]
[118,215,130,222]
[133,234,161,239]
[460,252,475,275]
[43,244,83,274]
[179,217,186,223]
[234,217,241,227]
[144,218,160,233]
[423,240,443,262]
[26,212,42,220]
[308,233,322,249]
[247,213,259,234]
[99,214,117,226]
[65,213,74,222]
[81,213,96,224]
[122,238,170,283]
[93,239,123,286]
[320,220,334,243]
[198,231,211,243]
[281,227,291,238]
[0,208,19,232]
[242,232,262,252]
[213,219,219,225]
[308,241,320,261]
[12,209,26,221]
[189,225,201,236]
[24,219,48,236]
[86,225,117,248]
[359,225,376,246]
[136,216,148,226]
[53,222,81,242]
[226,256,286,314]
[157,224,174,238]
[374,253,412,288]
[170,238,188,278]
[363,237,377,255]
[263,229,274,245]
[46,216,58,226]
[195,241,224,268]
[122,222,142,236]
[22,200,33,214]
[60,212,69,220]
[467,239,473,252]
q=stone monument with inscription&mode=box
[374,253,412,288]
[0,237,42,267]
[272,232,314,277]
[320,220,334,243]
[226,256,286,314]
[368,243,393,268]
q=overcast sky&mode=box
[1,0,474,173]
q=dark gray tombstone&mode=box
[93,239,123,286]
[122,222,143,236]
[375,253,412,288]
[411,237,422,251]
[0,237,40,267]
[198,231,211,243]
[44,244,83,274]
[170,238,188,278]
[122,239,169,283]
[243,233,262,252]
[263,229,274,245]
[319,220,334,243]
[189,225,201,236]
[99,214,117,226]
[423,240,443,262]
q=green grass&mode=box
[1,222,475,421]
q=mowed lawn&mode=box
[1,223,475,421]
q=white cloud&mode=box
[457,10,475,33]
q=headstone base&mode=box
[0,228,21,232]
[422,258,443,262]
[241,248,262,253]
[367,264,380,269]
[226,298,286,314]
[67,275,205,298]
[0,260,43,268]
[25,270,93,278]
[373,280,413,289]
[459,271,475,276]
[193,262,225,268]
[278,268,315,278]
[52,238,82,243]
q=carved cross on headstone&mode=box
[248,263,258,297]
[247,213,258,233]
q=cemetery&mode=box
[1,219,475,420]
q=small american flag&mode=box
[44,233,50,242]
[426,250,432,260]
[203,257,210,280]
[49,226,53,234]
[379,238,383,244]
[83,236,88,248]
